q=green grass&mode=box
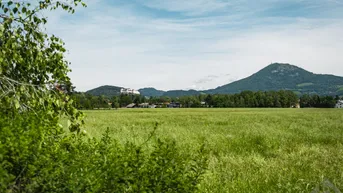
[81,108,343,192]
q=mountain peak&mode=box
[254,63,312,79]
[263,63,304,72]
[210,63,343,96]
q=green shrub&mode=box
[0,112,208,192]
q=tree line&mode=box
[70,90,342,109]
[299,94,340,108]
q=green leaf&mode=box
[14,100,20,109]
[33,16,39,23]
[13,7,18,14]
[55,100,60,107]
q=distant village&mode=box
[120,88,194,108]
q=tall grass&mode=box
[82,108,343,192]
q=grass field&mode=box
[81,108,343,192]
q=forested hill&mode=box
[86,85,122,97]
[138,88,165,97]
[162,90,203,97]
[207,63,343,96]
[85,63,343,97]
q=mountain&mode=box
[207,63,343,96]
[86,85,122,97]
[84,63,343,97]
[162,90,203,97]
[139,88,165,97]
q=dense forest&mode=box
[70,90,342,109]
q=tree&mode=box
[133,94,141,104]
[205,94,213,107]
[0,0,86,132]
[0,0,88,190]
[120,94,133,107]
[111,96,120,109]
[335,95,340,101]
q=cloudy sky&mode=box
[45,0,343,91]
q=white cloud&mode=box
[42,0,343,91]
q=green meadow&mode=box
[82,109,343,192]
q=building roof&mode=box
[126,103,136,108]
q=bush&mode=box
[0,112,208,192]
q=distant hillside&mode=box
[162,90,202,97]
[206,63,343,96]
[85,63,343,97]
[139,88,165,97]
[86,85,122,97]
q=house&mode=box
[335,100,343,108]
[291,99,301,108]
[154,102,169,108]
[126,103,136,108]
[149,104,157,108]
[200,101,209,107]
[291,103,300,108]
[168,102,181,108]
[138,103,150,108]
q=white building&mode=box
[336,100,343,108]
[120,88,140,95]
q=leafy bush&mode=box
[0,112,208,192]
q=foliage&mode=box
[0,0,85,132]
[0,113,208,192]
[300,94,337,108]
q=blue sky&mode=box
[45,0,343,91]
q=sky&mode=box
[44,0,343,91]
